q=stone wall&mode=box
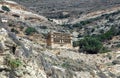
[47,32,73,49]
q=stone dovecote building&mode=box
[47,32,73,49]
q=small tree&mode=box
[99,26,117,41]
[8,59,22,68]
[25,27,37,35]
[79,37,103,54]
[2,6,10,12]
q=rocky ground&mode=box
[0,0,120,78]
[0,27,119,78]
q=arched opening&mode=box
[12,45,17,54]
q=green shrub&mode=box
[61,62,70,68]
[25,27,37,35]
[72,16,102,27]
[79,37,103,54]
[74,26,118,54]
[116,44,120,48]
[2,6,10,12]
[73,41,80,47]
[92,26,118,42]
[9,59,22,68]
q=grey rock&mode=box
[112,60,120,65]
[14,70,23,77]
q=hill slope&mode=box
[0,0,120,78]
[12,0,120,18]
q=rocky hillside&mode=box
[11,0,120,18]
[0,27,120,78]
[0,0,120,78]
[0,0,64,33]
[11,0,120,25]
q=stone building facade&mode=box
[47,32,73,49]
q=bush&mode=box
[61,62,70,68]
[92,26,118,42]
[74,26,118,54]
[72,17,102,27]
[19,26,24,31]
[79,37,103,54]
[8,59,22,68]
[2,6,10,12]
[73,41,80,47]
[25,27,37,35]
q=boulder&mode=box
[14,69,23,77]
[112,60,120,65]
